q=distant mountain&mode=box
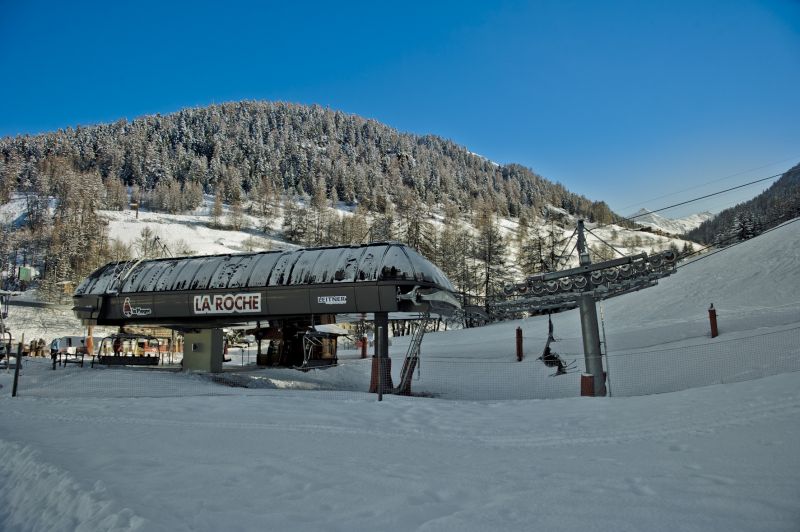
[0,100,626,301]
[0,100,617,224]
[629,209,713,236]
[683,163,800,244]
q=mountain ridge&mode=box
[629,208,714,235]
[683,164,800,244]
[0,100,617,224]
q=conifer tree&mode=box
[211,192,224,229]
[105,178,128,210]
[253,173,277,231]
[229,197,245,231]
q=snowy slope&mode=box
[1,371,798,532]
[601,219,800,338]
[631,208,714,235]
[101,198,286,256]
[102,197,701,269]
[0,221,798,531]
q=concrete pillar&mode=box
[182,329,224,373]
[579,294,606,396]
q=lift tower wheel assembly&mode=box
[493,219,679,397]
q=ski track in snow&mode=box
[1,214,798,530]
[4,377,799,450]
[3,374,799,532]
[0,439,148,532]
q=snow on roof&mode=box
[75,243,455,295]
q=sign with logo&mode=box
[193,293,262,314]
[122,297,152,318]
[317,295,347,305]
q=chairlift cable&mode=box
[614,154,800,213]
[510,167,790,268]
[602,172,784,230]
[583,226,627,259]
[552,227,578,270]
[677,217,800,269]
[562,240,579,269]
[677,212,799,262]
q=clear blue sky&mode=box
[1,0,798,217]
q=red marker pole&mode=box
[708,304,719,338]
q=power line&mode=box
[595,171,786,234]
[622,172,782,223]
[584,226,626,259]
[616,154,800,213]
[677,217,800,269]
[559,167,791,264]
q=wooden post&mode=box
[709,304,718,338]
[86,326,94,358]
[581,372,608,397]
[516,327,523,361]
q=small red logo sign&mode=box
[122,297,152,318]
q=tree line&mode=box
[683,164,800,245]
[0,101,617,220]
[0,100,626,302]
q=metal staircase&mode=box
[394,313,433,395]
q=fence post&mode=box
[516,327,523,361]
[600,303,612,397]
[709,303,719,338]
[12,346,22,397]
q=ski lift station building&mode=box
[73,243,460,373]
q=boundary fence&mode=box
[4,326,798,401]
[603,325,800,397]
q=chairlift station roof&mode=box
[73,243,459,328]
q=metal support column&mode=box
[12,348,22,397]
[375,312,389,359]
[369,311,393,394]
[576,219,606,396]
[579,294,606,396]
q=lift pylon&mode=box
[494,220,678,396]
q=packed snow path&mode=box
[0,220,798,531]
[1,373,799,532]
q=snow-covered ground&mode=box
[0,218,798,530]
[629,208,713,235]
[4,193,701,342]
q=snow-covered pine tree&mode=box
[211,192,224,229]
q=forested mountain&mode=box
[0,100,626,302]
[684,163,800,244]
[0,101,615,222]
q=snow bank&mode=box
[0,439,147,531]
[602,219,800,345]
[0,220,798,531]
[1,372,799,531]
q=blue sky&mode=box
[1,0,798,217]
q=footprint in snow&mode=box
[627,477,657,496]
